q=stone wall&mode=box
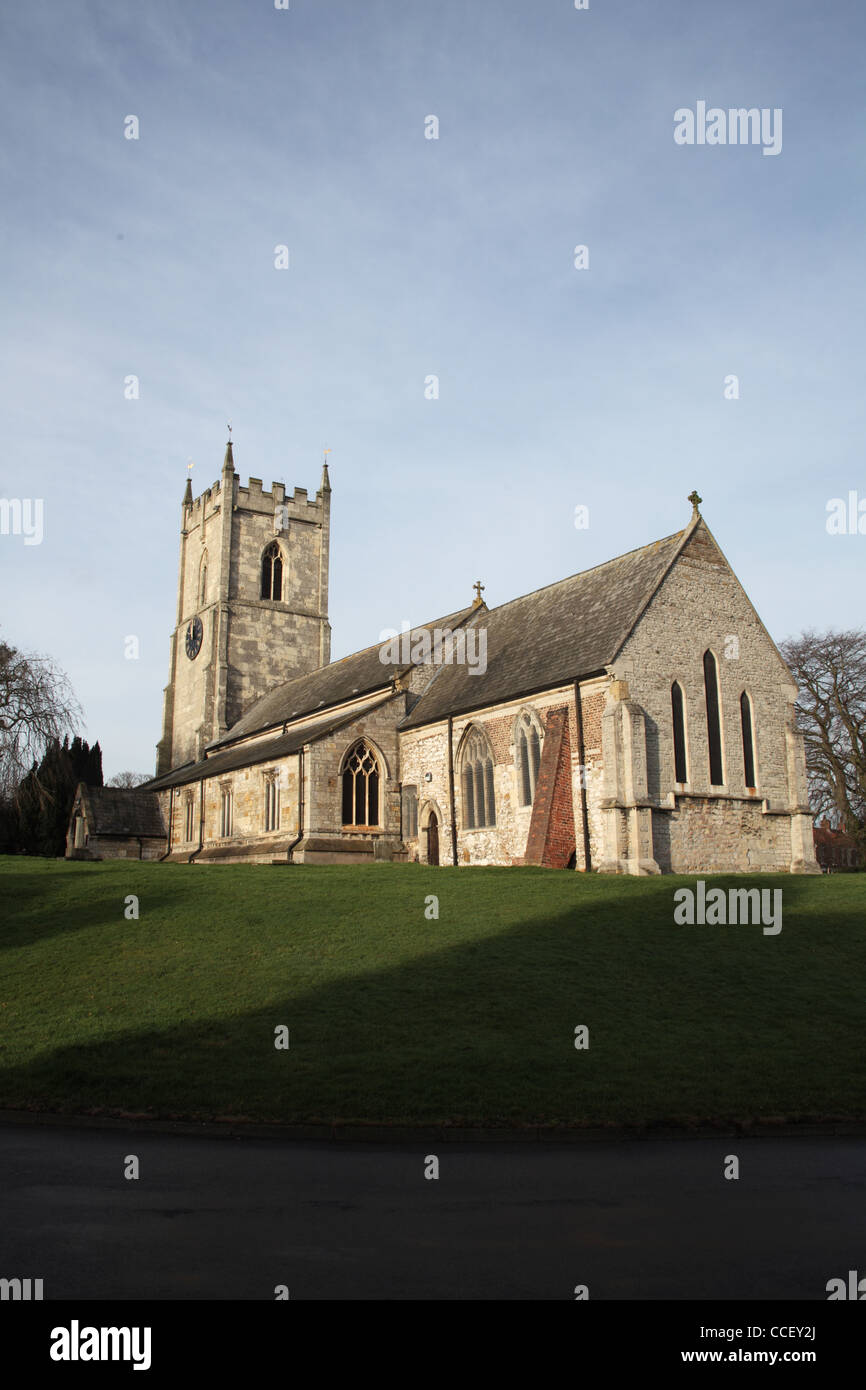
[156,694,405,864]
[157,751,301,863]
[68,835,166,862]
[399,682,607,867]
[301,696,404,851]
[613,521,818,873]
[157,466,330,774]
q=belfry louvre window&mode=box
[703,650,724,786]
[261,542,283,601]
[184,796,195,843]
[740,692,757,789]
[671,682,688,783]
[516,713,542,806]
[342,741,380,827]
[264,775,280,832]
[461,726,496,828]
[220,785,233,838]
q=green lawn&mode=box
[0,857,863,1128]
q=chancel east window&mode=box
[703,650,724,786]
[461,726,496,828]
[740,692,756,789]
[261,542,283,602]
[264,774,280,832]
[516,712,542,806]
[342,741,380,828]
[671,682,688,784]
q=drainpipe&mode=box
[447,716,457,866]
[574,680,592,872]
[285,749,306,861]
[158,786,174,861]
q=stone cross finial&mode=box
[687,489,702,514]
[472,579,485,607]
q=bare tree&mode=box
[106,771,152,788]
[779,628,866,843]
[0,638,82,795]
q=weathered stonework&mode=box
[156,444,331,775]
[121,494,819,877]
[611,522,817,873]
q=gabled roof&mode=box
[401,525,694,729]
[212,606,478,747]
[77,785,166,838]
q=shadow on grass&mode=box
[0,863,200,952]
[1,870,863,1127]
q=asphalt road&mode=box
[1,1124,864,1299]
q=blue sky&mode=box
[1,0,864,777]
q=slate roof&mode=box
[144,699,395,791]
[213,606,478,747]
[401,526,691,729]
[81,787,166,838]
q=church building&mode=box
[67,439,819,874]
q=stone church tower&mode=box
[156,439,331,775]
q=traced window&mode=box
[263,773,280,832]
[342,741,380,827]
[460,726,496,828]
[220,784,233,837]
[740,692,756,789]
[401,784,418,838]
[184,794,195,843]
[516,711,543,806]
[671,682,688,784]
[703,650,724,786]
[261,541,283,602]
[73,814,86,849]
[199,551,208,607]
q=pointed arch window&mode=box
[401,784,418,839]
[219,783,233,838]
[342,741,380,828]
[740,692,756,789]
[261,542,283,601]
[516,711,542,806]
[671,682,688,784]
[703,650,724,786]
[263,772,280,832]
[460,726,496,828]
[199,551,208,607]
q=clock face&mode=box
[185,616,203,660]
